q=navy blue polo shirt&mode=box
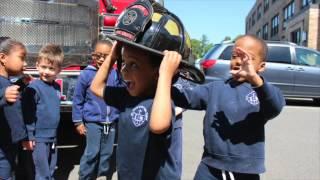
[173,79,285,174]
[104,87,181,180]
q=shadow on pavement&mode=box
[54,112,85,180]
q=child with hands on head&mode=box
[90,1,204,179]
[91,1,206,178]
[91,41,184,180]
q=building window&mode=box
[264,0,269,12]
[248,18,251,29]
[252,11,256,26]
[284,1,295,21]
[271,14,279,36]
[257,29,261,38]
[257,4,262,20]
[263,23,268,40]
[301,0,314,8]
[291,29,301,44]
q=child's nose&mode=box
[44,68,51,73]
[98,56,104,60]
[234,58,242,65]
[121,64,128,73]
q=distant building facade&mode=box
[246,0,320,51]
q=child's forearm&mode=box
[254,82,285,120]
[90,57,113,98]
[150,74,173,134]
[248,74,264,88]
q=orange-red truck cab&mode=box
[99,0,137,34]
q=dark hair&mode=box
[92,39,113,50]
[0,37,25,55]
[148,54,179,84]
[149,53,162,68]
[236,34,268,61]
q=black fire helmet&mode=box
[105,0,205,83]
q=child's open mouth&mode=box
[232,66,241,71]
[124,80,134,90]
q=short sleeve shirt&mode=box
[104,87,181,180]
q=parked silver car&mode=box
[200,41,320,103]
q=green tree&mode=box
[191,35,213,59]
[221,36,231,43]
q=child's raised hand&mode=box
[230,47,263,86]
[5,85,20,103]
[159,51,181,78]
[230,47,257,78]
[108,41,122,66]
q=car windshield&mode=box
[218,45,233,60]
[203,44,220,59]
[295,48,320,67]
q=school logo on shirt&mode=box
[246,91,259,106]
[131,105,148,127]
[174,78,193,91]
[173,83,183,91]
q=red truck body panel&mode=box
[99,0,137,27]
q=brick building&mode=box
[246,0,320,51]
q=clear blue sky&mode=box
[165,0,255,44]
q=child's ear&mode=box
[0,53,7,65]
[257,61,266,73]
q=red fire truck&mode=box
[0,0,138,111]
